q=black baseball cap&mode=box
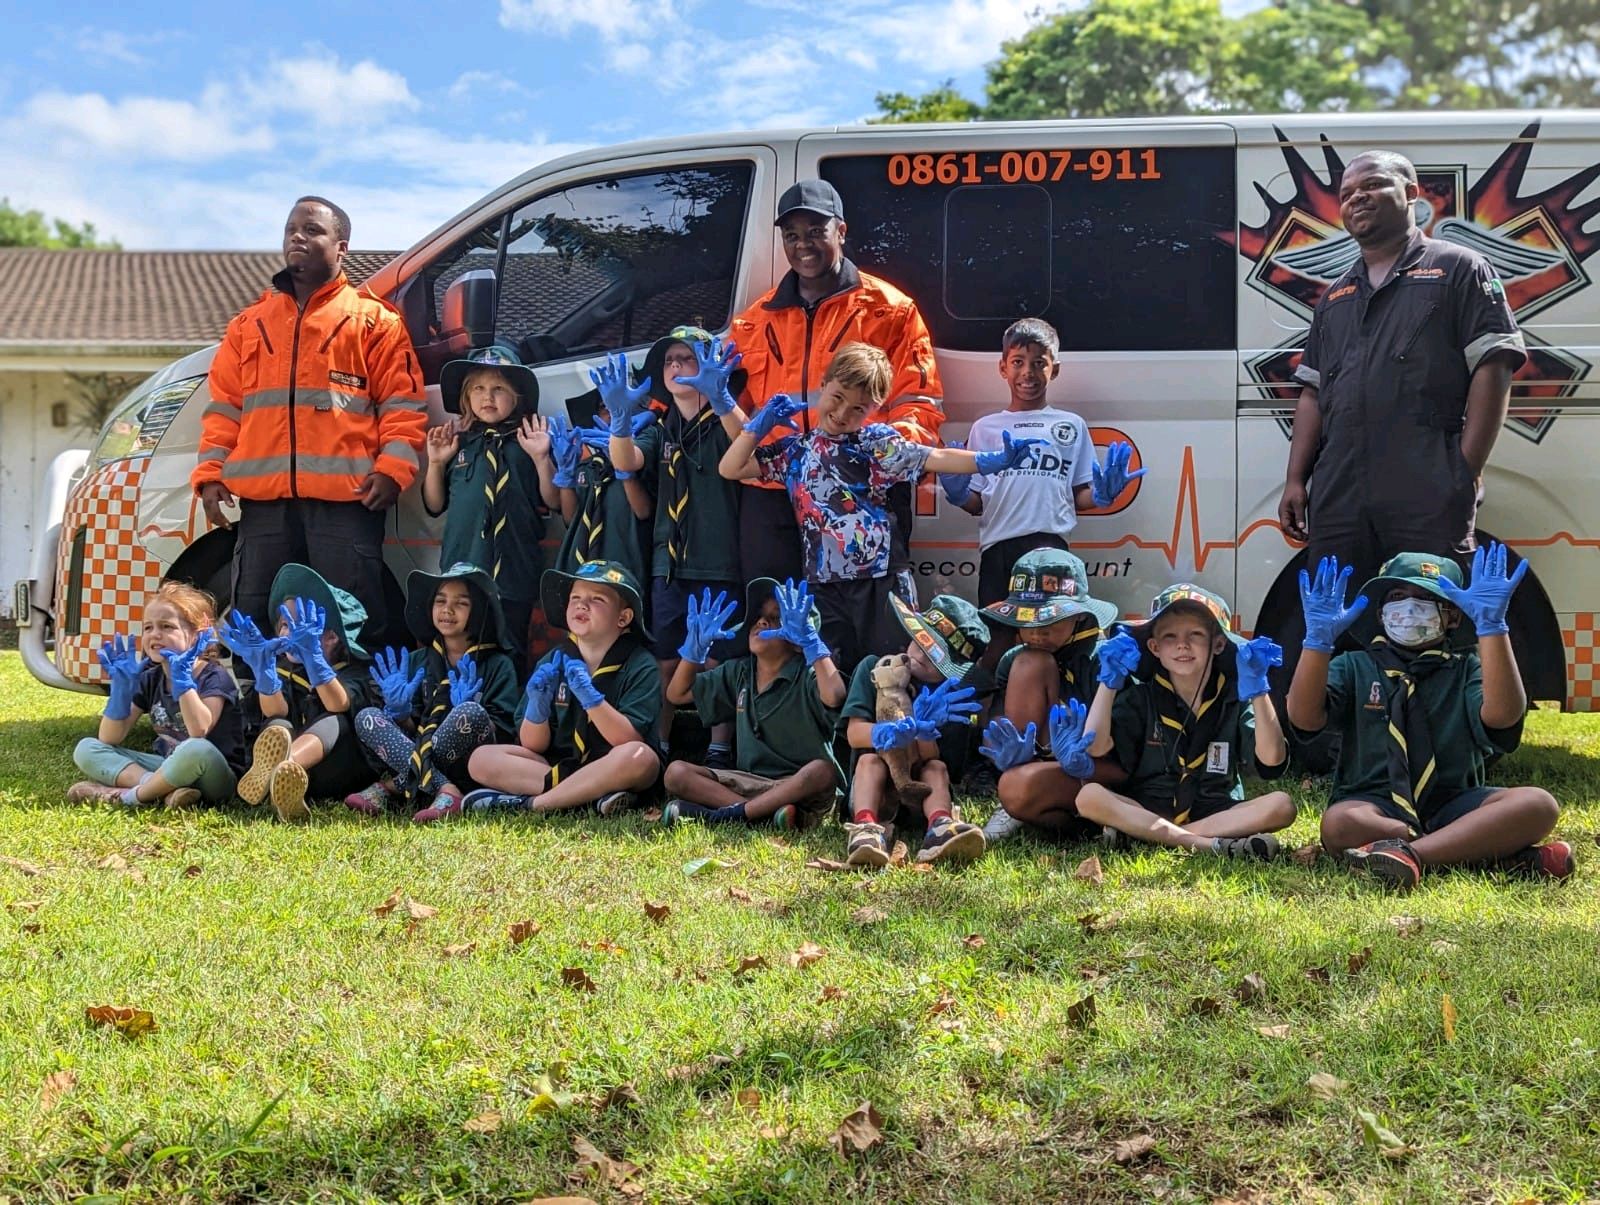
[775,179,844,224]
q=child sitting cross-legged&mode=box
[463,561,663,817]
[1287,547,1571,889]
[660,578,845,829]
[1069,585,1294,858]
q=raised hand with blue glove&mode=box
[973,431,1046,475]
[523,650,565,725]
[220,609,285,696]
[162,627,216,698]
[562,656,606,711]
[279,597,336,687]
[590,352,653,437]
[97,633,145,720]
[870,716,919,752]
[979,717,1037,772]
[743,392,805,441]
[673,337,743,416]
[1048,697,1096,780]
[758,578,830,665]
[910,679,981,741]
[447,653,482,708]
[1095,630,1143,690]
[369,646,425,720]
[1236,635,1283,701]
[937,440,972,506]
[678,588,740,664]
[1436,541,1528,638]
[1091,440,1147,509]
[1298,555,1367,653]
[550,416,581,488]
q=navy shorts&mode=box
[651,576,744,661]
[1340,786,1503,835]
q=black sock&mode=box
[706,801,749,824]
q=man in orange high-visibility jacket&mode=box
[192,196,426,640]
[729,179,943,597]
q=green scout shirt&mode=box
[839,654,994,783]
[652,407,741,582]
[538,639,662,759]
[274,660,371,729]
[1322,648,1522,806]
[416,645,521,743]
[691,655,842,783]
[555,427,661,586]
[995,640,1099,712]
[1107,682,1283,813]
[428,428,546,604]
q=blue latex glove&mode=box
[743,392,805,441]
[871,717,918,752]
[219,610,284,696]
[551,417,581,488]
[758,578,830,665]
[673,337,743,416]
[280,597,336,687]
[590,352,653,437]
[678,588,740,664]
[576,424,613,452]
[97,633,144,720]
[980,717,1037,772]
[1236,635,1283,701]
[910,679,981,741]
[447,653,482,708]
[1090,440,1147,509]
[1096,631,1143,690]
[161,627,215,698]
[523,651,565,725]
[1435,541,1527,637]
[1298,555,1368,653]
[369,646,425,720]
[937,439,972,505]
[563,656,606,710]
[973,431,1046,475]
[1048,698,1096,780]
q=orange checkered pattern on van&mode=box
[1562,613,1600,712]
[54,459,165,686]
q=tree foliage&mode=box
[0,198,118,250]
[873,0,1600,122]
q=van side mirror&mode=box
[439,269,498,353]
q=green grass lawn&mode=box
[2,651,1598,1204]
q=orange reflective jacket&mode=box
[192,270,427,503]
[730,262,944,485]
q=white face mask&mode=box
[1381,598,1445,648]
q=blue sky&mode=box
[1,0,1117,250]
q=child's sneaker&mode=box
[164,787,203,810]
[343,780,395,817]
[463,788,530,814]
[917,817,987,865]
[661,799,712,826]
[269,760,311,824]
[982,808,1025,844]
[412,788,464,824]
[237,724,292,806]
[1498,841,1575,881]
[1102,825,1132,852]
[1343,837,1422,891]
[66,781,128,805]
[772,803,821,832]
[963,760,1001,798]
[593,790,635,818]
[1211,834,1280,860]
[844,821,893,868]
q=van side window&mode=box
[821,148,1236,352]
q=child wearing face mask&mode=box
[1286,545,1571,890]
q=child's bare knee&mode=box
[1266,791,1297,827]
[467,745,495,779]
[917,758,950,787]
[663,760,701,794]
[798,759,835,789]
[617,742,662,789]
[1074,782,1111,821]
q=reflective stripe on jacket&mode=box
[192,269,427,502]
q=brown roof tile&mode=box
[0,249,398,346]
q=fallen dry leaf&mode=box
[571,1135,643,1194]
[5,900,42,913]
[641,807,663,822]
[1066,994,1096,1029]
[682,856,736,877]
[1442,993,1458,1042]
[1235,973,1267,1004]
[727,886,753,903]
[1073,854,1104,885]
[829,1101,885,1156]
[182,864,203,878]
[1076,911,1105,934]
[788,942,826,969]
[404,899,438,921]
[733,954,768,978]
[441,942,477,959]
[961,933,986,949]
[85,1005,157,1038]
[851,905,888,925]
[21,921,40,935]
[599,1084,642,1111]
[805,857,852,872]
[887,841,909,867]
[1304,966,1331,985]
[561,967,597,993]
[1307,1072,1348,1100]
[1430,939,1460,954]
[507,919,542,945]
[643,901,671,923]
[40,1069,77,1110]
[1189,995,1223,1017]
[0,855,45,876]
[1355,1108,1414,1159]
[585,938,626,956]
[94,853,143,882]
[928,990,957,1017]
[1347,946,1373,974]
[463,1110,502,1133]
[735,1087,762,1113]
[1290,842,1322,867]
[1389,915,1424,937]
[1256,1024,1293,1039]
[1112,1133,1158,1164]
[819,984,846,1002]
[373,887,404,917]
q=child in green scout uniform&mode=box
[423,345,560,676]
[345,563,521,823]
[612,328,748,763]
[839,594,993,867]
[552,353,661,595]
[978,548,1125,843]
[1072,585,1294,858]
[463,561,663,816]
[220,563,375,823]
[1287,546,1571,889]
[660,577,846,828]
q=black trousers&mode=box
[232,499,387,637]
[738,486,803,586]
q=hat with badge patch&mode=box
[981,548,1119,630]
[540,560,650,641]
[1120,583,1246,649]
[642,324,749,408]
[1355,552,1465,633]
[440,343,539,417]
[890,593,991,683]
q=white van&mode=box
[18,111,1600,709]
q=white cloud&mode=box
[606,42,653,73]
[19,90,275,161]
[498,0,678,41]
[446,70,532,101]
[232,49,419,128]
[851,0,1049,75]
[69,28,168,68]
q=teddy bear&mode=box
[871,653,932,816]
